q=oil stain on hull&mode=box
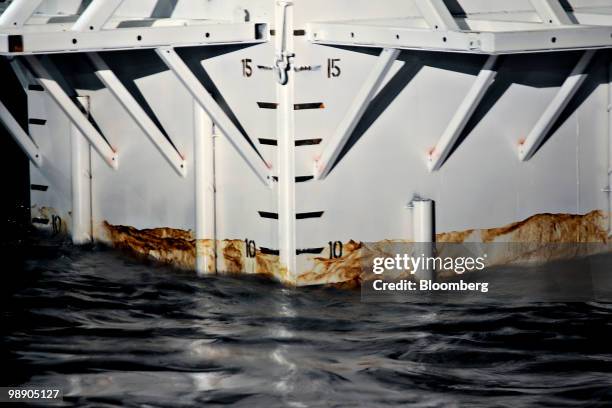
[101,222,288,283]
[100,211,611,288]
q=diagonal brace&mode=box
[25,56,119,169]
[0,99,42,166]
[519,50,595,162]
[428,55,498,172]
[529,0,573,25]
[414,0,460,30]
[88,52,186,177]
[314,48,400,180]
[156,47,271,186]
[0,0,44,28]
[72,0,124,32]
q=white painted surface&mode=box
[70,96,92,244]
[6,0,611,277]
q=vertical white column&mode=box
[412,198,434,280]
[276,1,297,279]
[194,101,216,275]
[70,96,92,244]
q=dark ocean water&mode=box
[2,240,612,407]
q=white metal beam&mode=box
[194,102,216,275]
[0,99,42,166]
[0,22,266,55]
[414,0,460,30]
[156,47,271,186]
[530,0,573,25]
[88,52,187,177]
[307,21,612,54]
[71,96,93,245]
[428,55,498,172]
[276,0,297,278]
[0,0,44,28]
[25,56,119,169]
[519,50,596,162]
[314,48,400,180]
[72,0,125,32]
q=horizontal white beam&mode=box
[88,52,187,177]
[530,0,573,25]
[0,99,42,166]
[519,50,595,162]
[72,0,125,32]
[25,56,119,169]
[308,21,612,54]
[156,47,271,185]
[0,22,266,55]
[314,48,400,180]
[415,0,460,30]
[428,55,498,172]
[0,0,44,28]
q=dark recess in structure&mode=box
[0,58,30,243]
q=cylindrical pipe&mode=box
[412,198,435,280]
[70,96,92,245]
[413,199,434,243]
[194,101,216,276]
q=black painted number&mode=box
[242,59,253,78]
[327,58,341,78]
[52,215,62,236]
[245,239,257,258]
[328,241,343,259]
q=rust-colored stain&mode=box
[219,240,244,273]
[102,210,610,287]
[297,240,364,287]
[437,211,608,244]
[480,211,608,243]
[103,222,197,270]
[102,223,287,283]
[297,210,611,287]
[437,229,475,243]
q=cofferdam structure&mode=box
[1,0,612,286]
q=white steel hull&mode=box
[1,0,611,285]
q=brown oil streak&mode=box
[103,211,610,287]
[103,222,289,283]
[219,240,245,274]
[297,211,611,287]
[480,211,608,243]
[103,221,197,270]
[436,229,475,243]
[297,241,364,286]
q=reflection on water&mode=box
[2,241,612,407]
